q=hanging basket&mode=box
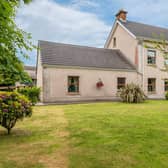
[96,81,104,88]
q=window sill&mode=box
[160,68,168,71]
[147,64,157,68]
[147,91,156,95]
[67,92,80,96]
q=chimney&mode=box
[115,9,128,22]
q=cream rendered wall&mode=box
[107,23,138,66]
[42,66,138,103]
[106,22,168,99]
[36,50,43,101]
[142,42,168,98]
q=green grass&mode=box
[1,100,168,167]
[64,100,168,168]
[0,106,69,168]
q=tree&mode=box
[0,0,35,86]
[0,91,32,134]
[21,0,32,3]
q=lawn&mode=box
[1,101,168,168]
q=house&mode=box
[37,9,168,103]
[105,9,168,99]
[24,66,37,85]
[0,66,37,90]
[15,66,36,87]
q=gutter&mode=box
[42,64,138,73]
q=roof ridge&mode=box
[39,40,120,52]
[126,20,168,31]
[118,20,168,41]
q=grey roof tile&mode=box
[39,40,136,71]
[120,20,168,40]
[24,66,36,71]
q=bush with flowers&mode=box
[0,91,32,134]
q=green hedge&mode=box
[0,91,32,134]
[17,87,40,105]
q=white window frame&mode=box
[147,49,156,65]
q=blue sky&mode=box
[16,0,168,66]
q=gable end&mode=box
[104,20,136,48]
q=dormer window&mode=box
[147,50,156,65]
[113,37,117,48]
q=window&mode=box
[165,59,168,65]
[113,37,116,48]
[68,76,79,93]
[148,78,156,93]
[147,50,156,64]
[117,77,126,89]
[165,80,168,91]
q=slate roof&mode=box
[120,20,168,40]
[24,66,36,71]
[39,40,136,71]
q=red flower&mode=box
[96,81,104,88]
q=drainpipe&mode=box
[138,40,144,90]
[141,41,145,91]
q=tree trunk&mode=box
[7,128,11,135]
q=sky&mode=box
[16,0,168,66]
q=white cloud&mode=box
[16,0,168,66]
[70,0,99,9]
[114,0,168,27]
[16,0,110,47]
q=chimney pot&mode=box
[115,9,128,22]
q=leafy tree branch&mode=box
[0,0,35,86]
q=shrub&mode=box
[17,87,40,105]
[165,92,168,100]
[118,83,146,103]
[0,91,32,134]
